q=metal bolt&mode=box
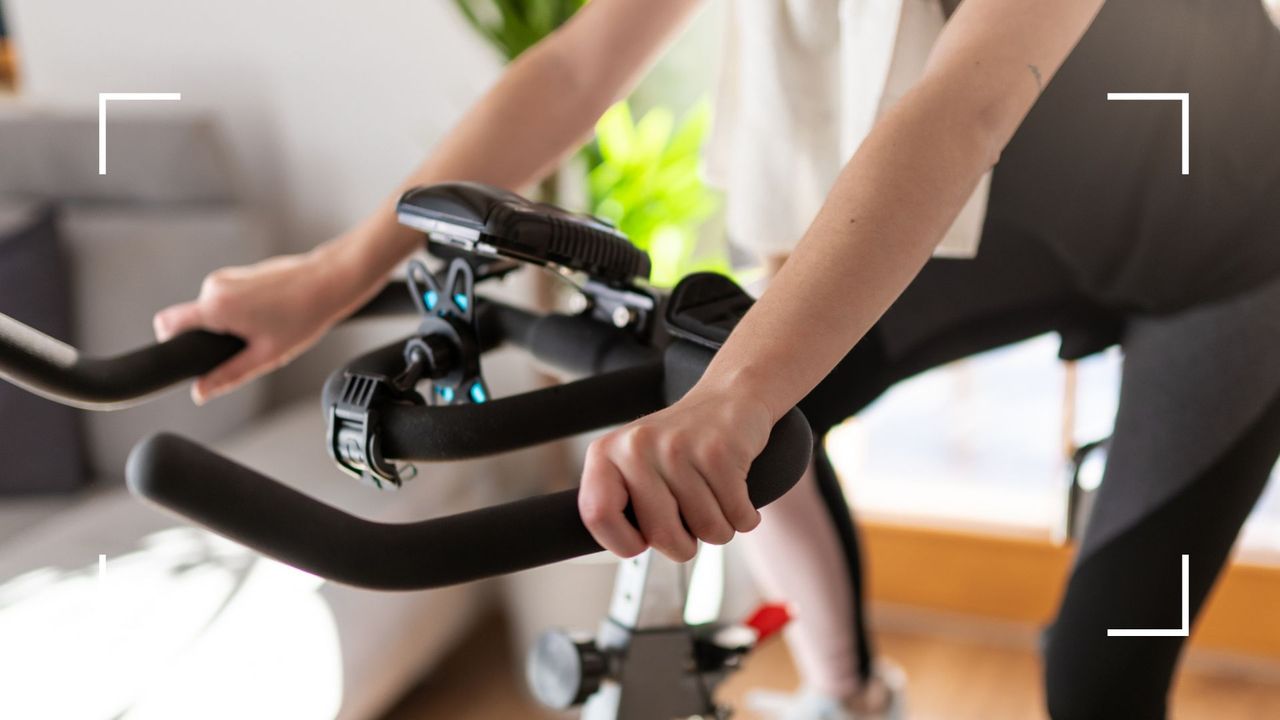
[611,305,635,328]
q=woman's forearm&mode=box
[320,42,619,296]
[325,0,704,298]
[698,79,1001,421]
[698,0,1106,422]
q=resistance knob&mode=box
[526,630,608,709]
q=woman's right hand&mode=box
[153,243,370,405]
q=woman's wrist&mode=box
[689,363,786,425]
[315,198,421,306]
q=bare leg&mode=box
[740,462,863,698]
[741,253,891,714]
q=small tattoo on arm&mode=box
[1028,64,1044,90]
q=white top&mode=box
[705,0,990,260]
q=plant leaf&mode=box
[594,102,636,165]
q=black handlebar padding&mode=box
[127,410,810,590]
[348,281,419,319]
[379,362,666,460]
[0,318,244,410]
[475,300,538,351]
[661,340,717,404]
[523,314,660,376]
[476,298,656,374]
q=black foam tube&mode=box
[348,280,418,319]
[475,300,538,351]
[0,312,244,411]
[126,409,811,590]
[523,314,659,376]
[475,298,657,373]
[379,362,667,460]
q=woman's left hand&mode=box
[578,383,774,562]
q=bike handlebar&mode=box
[127,307,815,589]
[0,312,244,410]
[3,270,816,591]
[0,281,423,411]
[126,408,811,590]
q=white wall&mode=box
[7,0,503,253]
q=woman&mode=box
[156,1,1280,717]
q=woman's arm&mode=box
[580,0,1108,560]
[342,0,707,291]
[704,0,1107,421]
[156,0,703,402]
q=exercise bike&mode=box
[0,182,813,720]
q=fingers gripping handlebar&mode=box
[0,312,244,411]
[0,281,420,411]
[126,409,811,591]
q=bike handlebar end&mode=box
[126,432,182,503]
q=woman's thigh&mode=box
[799,225,1098,435]
[1045,392,1280,719]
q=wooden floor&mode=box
[383,612,1280,720]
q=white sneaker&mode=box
[745,661,907,720]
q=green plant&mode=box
[587,100,725,287]
[451,0,587,61]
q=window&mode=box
[827,335,1280,559]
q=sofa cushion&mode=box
[0,103,236,205]
[0,203,87,493]
[61,205,272,479]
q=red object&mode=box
[745,603,792,642]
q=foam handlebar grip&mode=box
[0,311,244,410]
[378,362,667,461]
[126,410,812,591]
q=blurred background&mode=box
[0,1,1278,719]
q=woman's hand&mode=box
[578,381,775,562]
[153,239,373,405]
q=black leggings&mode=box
[797,230,1280,718]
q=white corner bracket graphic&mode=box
[1106,554,1190,638]
[98,92,183,175]
[1106,92,1190,175]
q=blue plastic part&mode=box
[436,385,455,403]
[469,383,487,404]
[453,293,469,312]
[424,290,438,310]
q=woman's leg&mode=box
[742,230,1093,709]
[1045,282,1280,719]
[741,455,868,700]
[741,254,884,704]
[1045,392,1280,719]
